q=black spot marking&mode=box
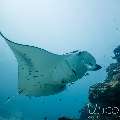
[18,89,24,94]
[22,67,24,70]
[88,62,93,66]
[33,76,39,78]
[29,73,31,75]
[72,50,78,53]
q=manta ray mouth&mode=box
[93,64,102,71]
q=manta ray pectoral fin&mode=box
[0,32,66,96]
[0,32,15,48]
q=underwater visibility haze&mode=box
[0,0,120,120]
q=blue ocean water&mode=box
[0,0,120,120]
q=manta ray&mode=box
[0,32,101,97]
